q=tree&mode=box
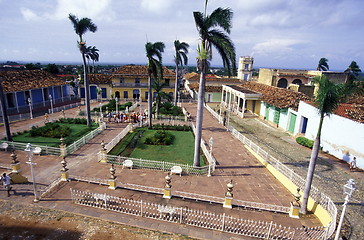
[68,13,97,127]
[152,78,170,116]
[174,40,189,105]
[345,61,361,83]
[300,75,357,214]
[25,63,41,70]
[192,1,236,166]
[85,46,99,73]
[44,64,59,74]
[145,41,165,128]
[317,58,329,71]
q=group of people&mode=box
[103,111,146,124]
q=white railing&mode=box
[101,154,210,175]
[71,188,326,239]
[69,175,109,185]
[66,122,106,155]
[205,104,222,123]
[39,177,62,198]
[0,141,61,155]
[120,182,163,195]
[234,199,290,213]
[49,102,82,115]
[104,124,133,153]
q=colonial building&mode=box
[0,70,76,116]
[237,56,254,81]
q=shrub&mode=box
[296,136,314,149]
[152,124,191,131]
[157,102,183,116]
[144,130,175,145]
[29,123,71,138]
[56,118,88,125]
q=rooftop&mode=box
[112,65,175,77]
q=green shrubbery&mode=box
[56,118,88,124]
[153,124,191,131]
[296,136,314,148]
[154,102,183,116]
[145,130,174,145]
[29,123,71,138]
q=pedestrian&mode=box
[1,173,12,197]
[350,157,357,172]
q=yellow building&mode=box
[110,65,176,101]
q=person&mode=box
[350,157,357,172]
[1,173,12,197]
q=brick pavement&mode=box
[0,101,323,239]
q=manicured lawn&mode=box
[12,123,98,147]
[110,128,205,166]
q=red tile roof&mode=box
[89,74,112,84]
[0,70,65,92]
[184,72,241,83]
[112,65,175,77]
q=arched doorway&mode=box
[115,91,120,98]
[277,78,288,88]
[292,79,302,85]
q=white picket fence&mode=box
[65,122,106,155]
[104,124,133,153]
[70,188,327,239]
[0,141,61,155]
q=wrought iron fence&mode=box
[70,188,326,239]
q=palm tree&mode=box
[192,2,236,166]
[68,13,97,127]
[174,40,189,105]
[317,57,329,71]
[300,75,357,214]
[345,61,361,83]
[145,41,165,128]
[152,77,170,116]
[85,46,99,73]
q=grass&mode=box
[110,128,205,166]
[12,123,98,147]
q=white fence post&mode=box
[266,221,273,239]
[221,213,225,232]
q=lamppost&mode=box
[208,137,214,177]
[28,98,33,119]
[334,179,356,240]
[99,102,102,117]
[115,97,119,115]
[25,143,39,202]
[49,94,53,114]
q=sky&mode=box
[1,0,364,71]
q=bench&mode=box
[0,143,9,152]
[123,160,133,169]
[170,166,182,176]
[33,147,42,155]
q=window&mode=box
[123,91,128,99]
[145,92,148,100]
[119,78,124,84]
[165,79,170,86]
[244,64,249,70]
[135,78,140,86]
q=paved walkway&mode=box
[0,102,322,239]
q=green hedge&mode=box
[296,136,314,149]
[145,130,174,145]
[29,123,71,138]
[153,124,191,131]
[56,118,88,124]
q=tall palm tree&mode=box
[300,75,357,214]
[174,40,189,105]
[68,13,97,127]
[152,78,170,116]
[317,57,329,71]
[145,42,165,128]
[345,61,361,83]
[192,2,236,167]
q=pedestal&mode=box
[289,202,300,219]
[163,187,171,199]
[11,163,21,173]
[223,196,233,209]
[61,171,69,181]
[100,151,107,163]
[108,179,117,190]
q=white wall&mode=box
[296,101,364,169]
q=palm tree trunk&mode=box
[0,79,12,141]
[174,64,179,106]
[300,114,324,214]
[193,61,207,167]
[148,75,153,129]
[82,53,92,127]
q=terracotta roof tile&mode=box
[189,83,222,92]
[238,82,310,110]
[89,74,112,84]
[112,65,175,77]
[184,72,241,83]
[0,70,66,92]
